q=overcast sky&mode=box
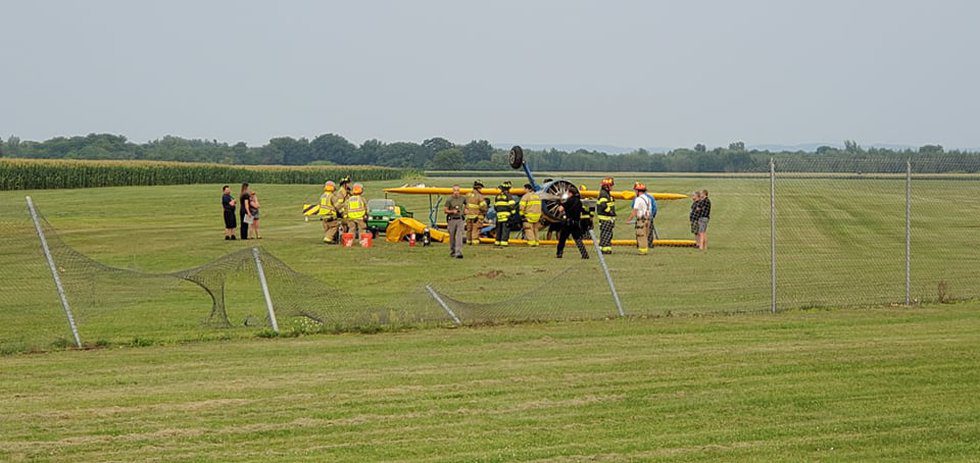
[2,0,978,149]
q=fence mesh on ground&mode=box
[2,161,980,353]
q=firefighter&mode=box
[579,184,594,234]
[343,183,368,238]
[555,187,589,259]
[627,182,653,255]
[596,177,616,254]
[319,181,342,244]
[465,180,488,245]
[519,183,543,246]
[493,181,516,246]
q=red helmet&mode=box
[600,177,614,189]
[633,182,647,192]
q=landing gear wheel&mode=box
[508,145,524,169]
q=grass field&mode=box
[2,175,978,351]
[2,305,979,461]
[1,174,979,461]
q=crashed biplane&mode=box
[384,146,697,247]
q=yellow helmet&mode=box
[324,181,336,192]
[352,183,364,195]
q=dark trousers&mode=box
[494,220,510,245]
[557,222,589,258]
[240,215,249,240]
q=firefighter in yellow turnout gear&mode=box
[519,183,543,246]
[596,177,616,254]
[465,180,488,245]
[493,181,517,246]
[319,181,343,244]
[343,183,368,237]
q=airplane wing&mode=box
[383,186,687,201]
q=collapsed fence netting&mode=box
[3,159,980,353]
[0,201,450,351]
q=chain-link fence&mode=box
[2,161,978,353]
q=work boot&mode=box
[556,253,563,259]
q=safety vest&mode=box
[494,193,516,221]
[597,189,616,221]
[465,191,486,219]
[318,192,337,219]
[346,194,367,220]
[519,192,542,223]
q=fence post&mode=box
[769,158,777,314]
[251,247,279,333]
[588,229,626,317]
[25,196,83,348]
[425,285,461,326]
[905,158,912,305]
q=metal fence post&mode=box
[905,158,912,305]
[426,285,462,326]
[25,196,83,348]
[252,247,279,333]
[769,158,777,314]
[589,229,626,317]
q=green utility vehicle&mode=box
[366,198,413,236]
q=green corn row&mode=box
[0,159,415,191]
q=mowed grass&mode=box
[2,305,980,461]
[1,175,979,350]
[2,176,980,461]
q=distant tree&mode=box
[815,145,838,155]
[430,148,465,170]
[844,140,862,153]
[268,137,312,165]
[229,142,249,164]
[918,144,944,155]
[356,139,385,165]
[311,133,356,164]
[378,142,424,167]
[462,140,494,164]
[422,137,454,154]
[694,143,707,153]
[728,141,745,151]
[0,137,5,157]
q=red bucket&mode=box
[359,233,373,248]
[341,232,355,247]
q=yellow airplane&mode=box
[382,146,696,247]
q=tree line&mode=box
[3,134,979,173]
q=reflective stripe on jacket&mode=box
[465,191,486,219]
[519,192,542,223]
[346,195,367,219]
[595,189,616,220]
[318,192,337,218]
[597,189,616,220]
[494,194,516,220]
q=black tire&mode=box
[509,145,524,169]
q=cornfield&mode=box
[0,159,412,190]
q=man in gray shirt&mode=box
[444,185,467,258]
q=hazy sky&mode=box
[2,0,978,149]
